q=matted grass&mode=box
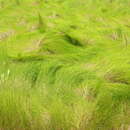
[0,0,130,129]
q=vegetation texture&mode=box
[0,0,130,129]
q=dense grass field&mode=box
[0,0,130,129]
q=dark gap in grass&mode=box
[101,8,108,13]
[0,1,4,8]
[109,0,114,3]
[70,25,77,29]
[15,0,20,5]
[46,48,55,54]
[116,28,122,39]
[25,63,41,87]
[110,78,129,85]
[9,56,46,62]
[63,34,83,47]
[126,25,130,28]
[123,34,128,47]
[48,65,63,84]
[38,13,46,33]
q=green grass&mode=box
[0,0,130,129]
